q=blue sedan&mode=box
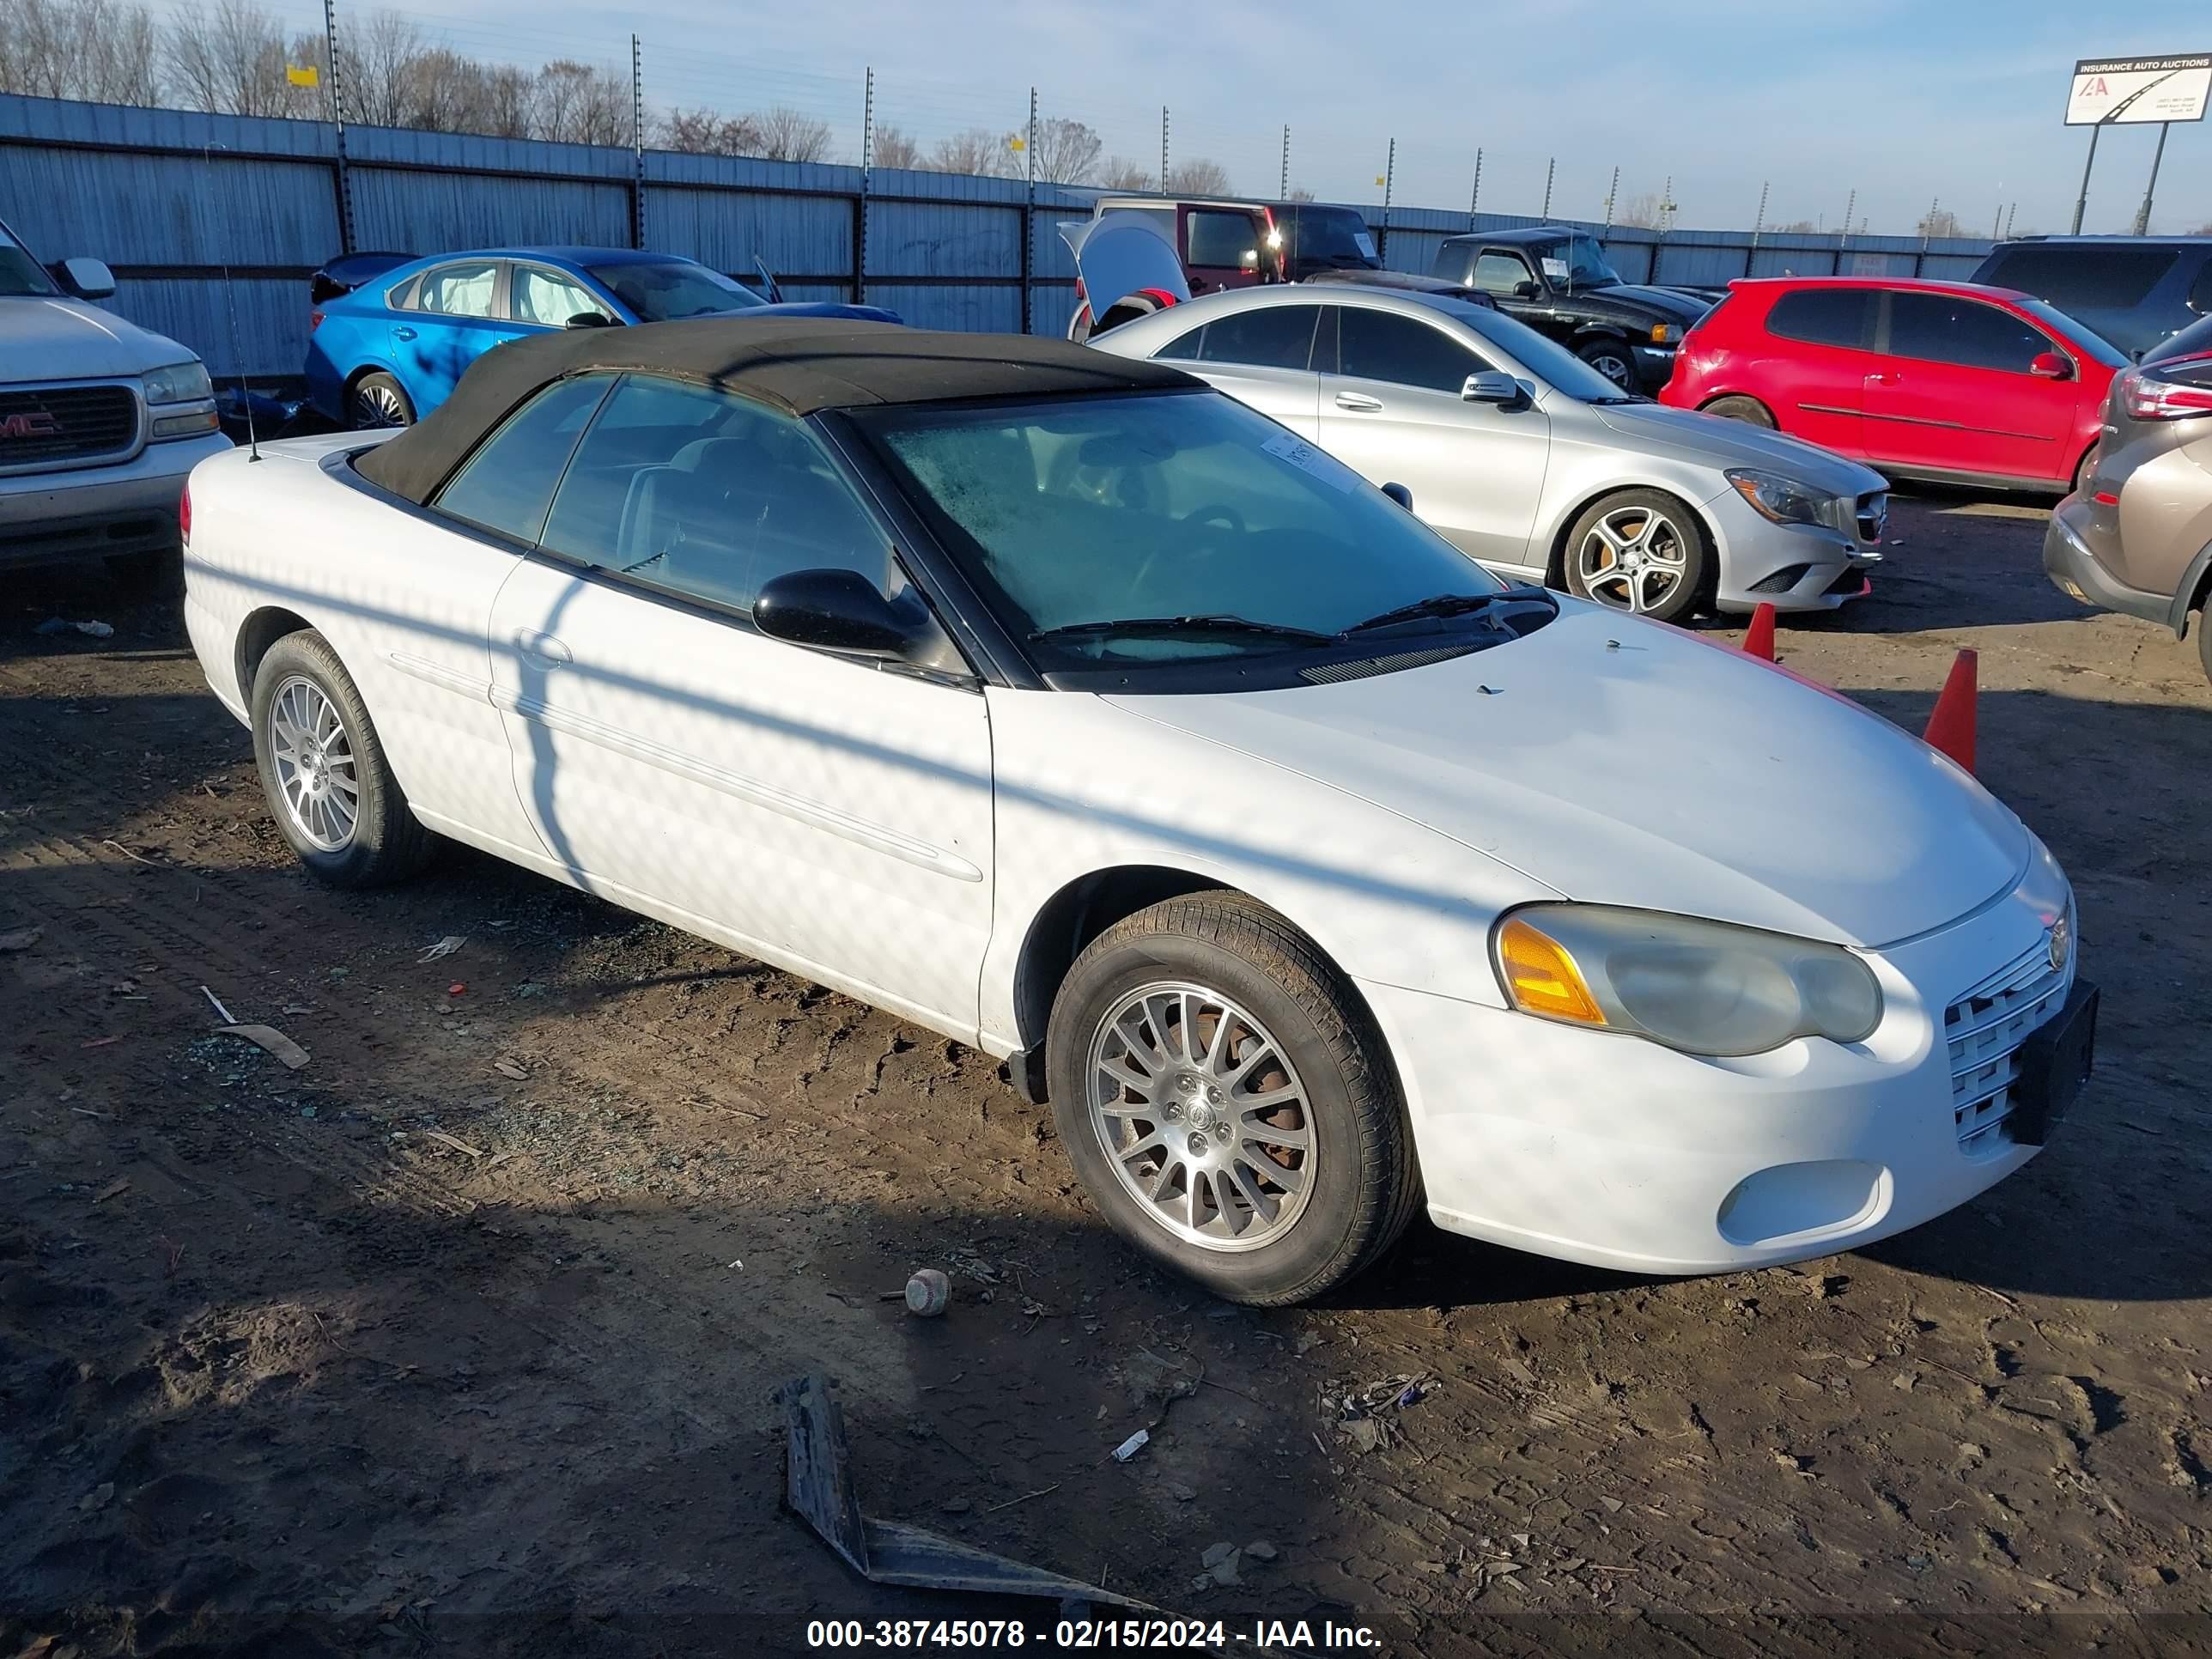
[304,246,900,428]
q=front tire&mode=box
[1577,336,1639,392]
[1045,892,1419,1305]
[1563,489,1711,624]
[250,630,434,887]
[348,370,415,430]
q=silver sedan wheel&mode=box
[1576,503,1691,615]
[1085,980,1316,1253]
[351,380,409,428]
[268,675,361,852]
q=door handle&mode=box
[393,326,416,341]
[1334,392,1385,412]
[1865,371,1899,386]
[513,629,571,667]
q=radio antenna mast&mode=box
[204,143,260,461]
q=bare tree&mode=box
[1773,218,1818,234]
[534,60,626,146]
[1917,205,1966,240]
[754,105,833,163]
[659,106,767,156]
[1164,157,1232,196]
[927,127,1010,176]
[1013,115,1102,185]
[1284,185,1316,203]
[1615,191,1663,228]
[337,11,424,128]
[0,0,162,104]
[1098,155,1152,191]
[163,0,319,118]
[871,124,921,170]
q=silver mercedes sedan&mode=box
[1089,283,1891,623]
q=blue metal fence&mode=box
[0,93,1995,382]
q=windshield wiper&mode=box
[1030,613,1337,646]
[1343,586,1555,636]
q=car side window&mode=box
[1194,306,1322,371]
[538,375,898,617]
[1338,307,1491,393]
[1887,292,2051,373]
[2189,258,2212,316]
[1187,210,1258,268]
[414,261,501,319]
[511,264,608,327]
[1156,324,1206,361]
[1470,252,1534,295]
[1766,289,1874,349]
[431,374,613,544]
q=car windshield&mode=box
[2017,297,2128,368]
[586,260,769,321]
[1532,234,1620,289]
[1441,299,1638,403]
[0,222,58,297]
[1277,206,1381,270]
[854,390,1517,675]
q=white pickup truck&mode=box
[1,214,230,575]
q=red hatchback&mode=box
[1661,277,2125,495]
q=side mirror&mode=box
[1512,280,1541,300]
[1462,370,1522,404]
[563,311,615,329]
[753,567,918,659]
[1381,482,1414,512]
[52,258,116,300]
[2029,350,2072,380]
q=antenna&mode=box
[204,143,260,461]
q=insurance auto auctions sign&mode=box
[2065,55,2212,125]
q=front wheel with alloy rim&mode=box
[1577,337,1639,392]
[349,370,415,429]
[1563,488,1711,624]
[250,630,435,887]
[1045,891,1420,1304]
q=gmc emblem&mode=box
[0,410,63,439]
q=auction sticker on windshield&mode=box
[1541,257,1570,281]
[1353,230,1377,259]
[1262,432,1360,491]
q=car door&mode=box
[1466,248,1559,343]
[1864,290,2078,483]
[483,373,995,1034]
[1152,302,1324,438]
[1316,303,1551,568]
[507,262,615,332]
[395,259,507,412]
[1756,287,1875,456]
[1182,206,1263,296]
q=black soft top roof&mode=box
[354,317,1196,505]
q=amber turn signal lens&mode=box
[1497,916,1607,1026]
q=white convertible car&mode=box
[180,319,2096,1304]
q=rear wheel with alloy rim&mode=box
[1564,488,1710,624]
[349,370,415,429]
[251,630,434,887]
[1046,891,1419,1304]
[1577,337,1638,391]
[1703,395,1776,428]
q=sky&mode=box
[276,0,2212,236]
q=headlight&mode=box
[1649,323,1683,345]
[1726,466,1829,527]
[1492,904,1882,1056]
[143,361,213,404]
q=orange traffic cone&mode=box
[1741,602,1777,661]
[1923,648,1978,774]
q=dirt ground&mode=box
[3,491,2209,1659]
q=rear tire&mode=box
[1563,488,1711,624]
[250,630,434,888]
[1044,891,1419,1306]
[1703,395,1777,428]
[348,371,415,430]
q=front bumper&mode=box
[1706,485,1881,614]
[2044,495,2171,627]
[0,431,231,569]
[1364,853,2075,1275]
[1632,343,1679,392]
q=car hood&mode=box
[0,295,193,381]
[1103,604,2025,948]
[1574,283,1712,326]
[1589,400,1887,494]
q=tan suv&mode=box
[2045,313,2212,684]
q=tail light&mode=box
[2121,357,2212,420]
[309,309,325,332]
[179,483,191,545]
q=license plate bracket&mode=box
[2007,978,2097,1147]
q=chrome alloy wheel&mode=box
[1085,981,1316,1252]
[268,675,360,851]
[352,380,409,427]
[1576,503,1691,614]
